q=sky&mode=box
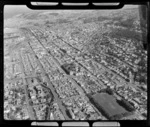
[4,5,139,19]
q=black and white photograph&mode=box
[4,4,147,120]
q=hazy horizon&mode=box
[4,5,139,19]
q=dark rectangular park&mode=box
[90,93,129,120]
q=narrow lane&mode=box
[28,28,106,88]
[26,28,106,117]
[20,28,71,120]
[19,49,36,120]
[22,27,146,120]
[27,28,87,96]
[47,34,146,95]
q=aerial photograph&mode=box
[4,5,147,120]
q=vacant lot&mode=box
[92,93,127,118]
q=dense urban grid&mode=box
[4,7,147,120]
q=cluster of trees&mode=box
[142,112,147,118]
[60,48,67,54]
[133,60,147,84]
[65,109,71,119]
[61,63,76,75]
[134,72,147,84]
[109,28,142,42]
[88,96,111,119]
[88,95,128,120]
[109,27,147,50]
[6,111,17,120]
[88,94,134,120]
[117,99,135,112]
[114,17,135,29]
[83,16,110,24]
[98,87,114,95]
[105,87,114,95]
[110,111,133,120]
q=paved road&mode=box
[19,49,36,120]
[20,28,71,120]
[30,28,106,88]
[26,28,109,118]
[20,27,146,120]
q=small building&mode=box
[133,98,141,104]
[50,112,54,120]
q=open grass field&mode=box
[92,93,128,117]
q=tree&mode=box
[106,88,114,95]
[111,114,122,120]
[65,109,72,119]
[117,99,135,112]
[88,96,110,119]
[110,28,142,42]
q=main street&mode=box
[19,49,36,120]
[18,27,146,120]
[21,27,105,118]
[20,28,71,120]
